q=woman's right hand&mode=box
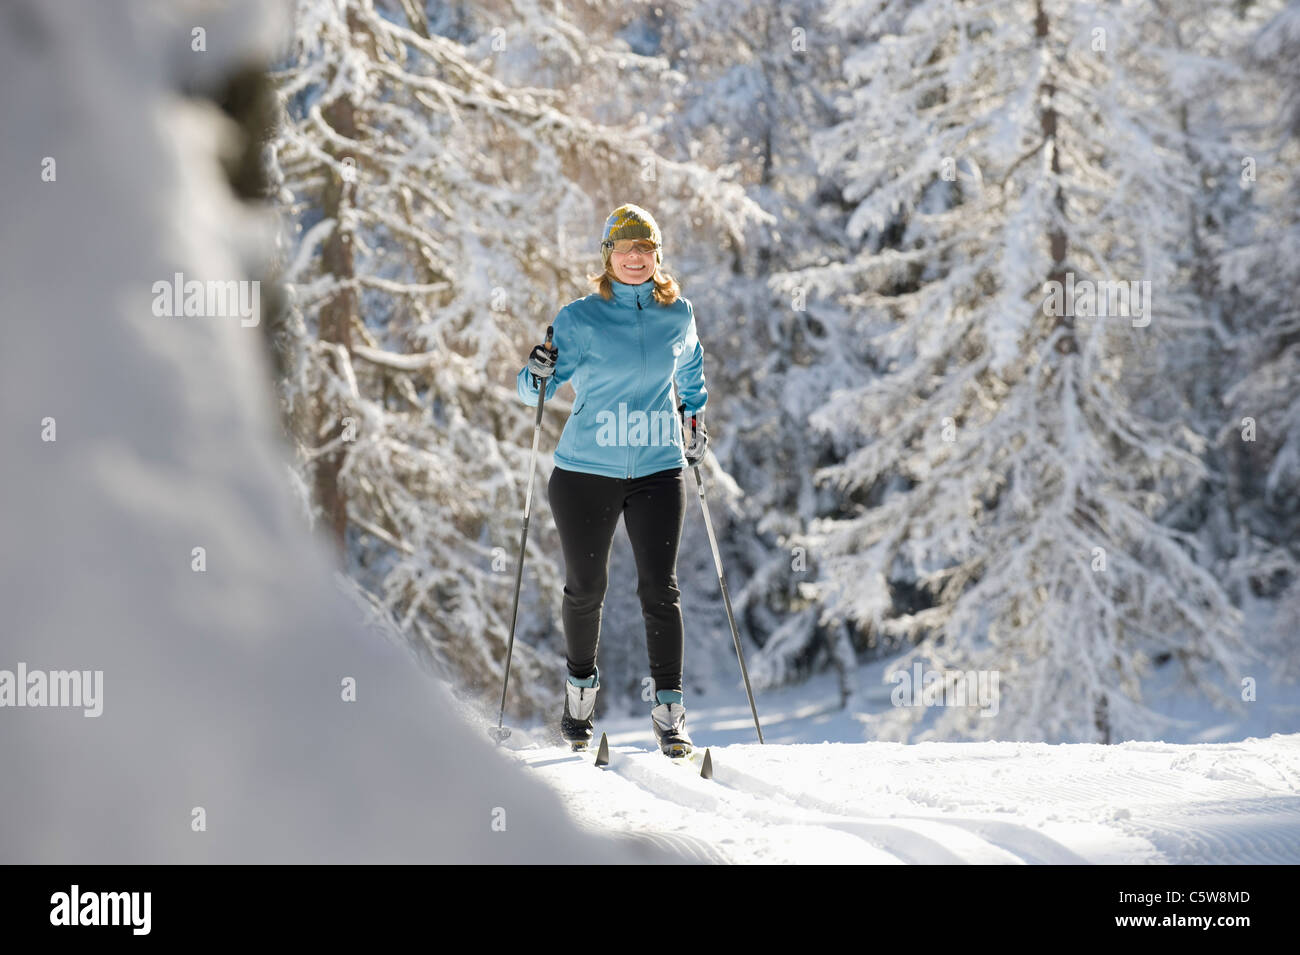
[526,341,558,389]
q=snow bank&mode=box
[0,0,664,863]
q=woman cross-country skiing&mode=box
[516,203,709,758]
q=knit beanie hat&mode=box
[601,203,663,272]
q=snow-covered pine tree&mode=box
[1133,2,1268,604]
[269,0,769,717]
[1220,0,1300,672]
[784,0,1259,742]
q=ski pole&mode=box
[675,385,764,744]
[690,462,764,744]
[490,325,553,743]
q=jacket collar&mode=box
[610,277,656,310]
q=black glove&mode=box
[679,402,708,467]
[526,342,557,389]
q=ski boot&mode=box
[561,667,599,751]
[651,689,693,758]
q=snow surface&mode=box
[505,659,1300,864]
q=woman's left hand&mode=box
[679,404,708,467]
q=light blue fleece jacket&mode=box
[516,278,708,479]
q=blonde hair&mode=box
[586,263,681,305]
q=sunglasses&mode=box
[604,239,659,255]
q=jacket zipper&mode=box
[628,295,644,478]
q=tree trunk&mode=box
[1037,0,1072,356]
[315,92,357,557]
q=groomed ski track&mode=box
[509,699,1300,864]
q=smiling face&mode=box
[609,240,657,284]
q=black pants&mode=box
[547,465,687,694]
